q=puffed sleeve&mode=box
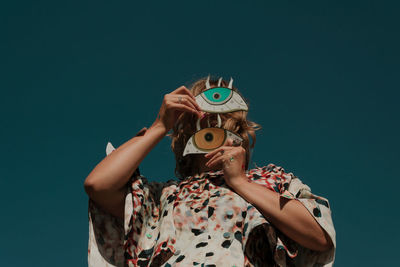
[243,163,336,267]
[87,128,164,266]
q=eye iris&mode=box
[213,93,220,100]
[204,132,213,142]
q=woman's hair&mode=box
[169,76,261,180]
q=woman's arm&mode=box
[84,86,202,219]
[205,142,333,252]
[84,122,167,219]
[230,178,333,252]
[84,122,166,193]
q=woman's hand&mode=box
[204,139,248,188]
[153,86,203,133]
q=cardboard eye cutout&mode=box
[183,114,243,156]
[195,77,248,113]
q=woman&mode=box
[84,77,336,267]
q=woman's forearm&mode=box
[231,177,333,252]
[84,120,167,193]
[84,85,202,194]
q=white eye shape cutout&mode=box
[195,76,248,113]
[183,115,243,156]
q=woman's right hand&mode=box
[154,86,203,133]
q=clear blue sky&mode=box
[1,1,399,266]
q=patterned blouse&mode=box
[87,143,336,267]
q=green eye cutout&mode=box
[202,87,233,104]
[195,76,248,113]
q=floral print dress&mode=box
[87,144,336,267]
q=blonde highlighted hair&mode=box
[169,76,261,180]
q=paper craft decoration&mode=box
[183,114,243,156]
[195,76,248,113]
[106,142,115,155]
[183,76,247,156]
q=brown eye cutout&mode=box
[182,115,243,156]
[182,103,244,156]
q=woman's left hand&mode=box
[204,139,248,188]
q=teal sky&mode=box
[1,1,399,266]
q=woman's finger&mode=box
[171,86,197,102]
[187,95,203,112]
[175,94,202,112]
[167,95,202,117]
[206,153,224,168]
[170,103,201,117]
[170,87,203,112]
[204,147,225,159]
[204,139,234,158]
[171,94,198,112]
[205,148,229,166]
[226,138,234,146]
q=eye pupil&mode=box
[204,132,213,142]
[213,93,220,100]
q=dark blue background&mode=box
[1,1,398,266]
